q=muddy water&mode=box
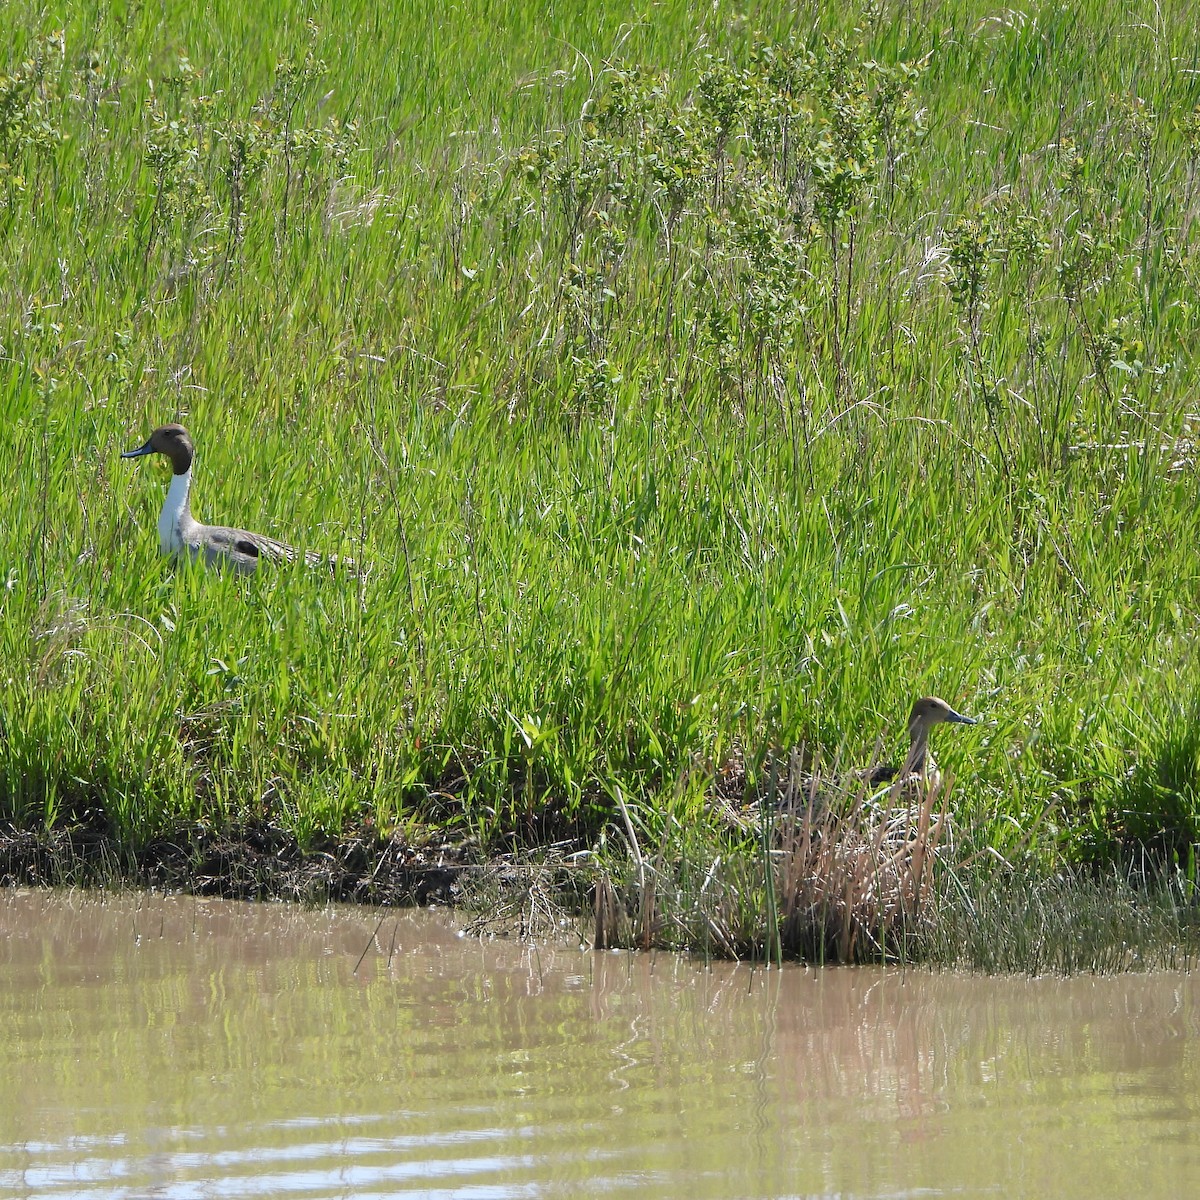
[0,892,1197,1199]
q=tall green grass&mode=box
[2,0,1199,890]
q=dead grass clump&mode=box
[770,754,953,963]
[457,845,591,942]
[593,750,957,964]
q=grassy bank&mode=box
[3,0,1200,962]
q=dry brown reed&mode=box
[570,748,959,963]
[769,751,953,963]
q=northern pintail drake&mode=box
[868,696,976,789]
[122,424,351,575]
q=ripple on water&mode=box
[1,891,1198,1199]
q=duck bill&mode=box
[121,438,155,459]
[946,708,976,725]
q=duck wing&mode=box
[180,525,295,573]
[193,525,358,575]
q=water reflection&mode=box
[0,890,1197,1198]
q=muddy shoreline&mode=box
[0,821,474,907]
[5,818,1198,972]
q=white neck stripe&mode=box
[159,468,191,554]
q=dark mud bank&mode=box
[0,821,471,906]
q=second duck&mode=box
[868,696,976,790]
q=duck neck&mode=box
[904,725,931,776]
[158,468,193,555]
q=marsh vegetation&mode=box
[2,0,1200,965]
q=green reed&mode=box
[2,0,1199,932]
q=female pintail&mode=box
[710,695,977,832]
[122,424,351,575]
[868,696,976,789]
